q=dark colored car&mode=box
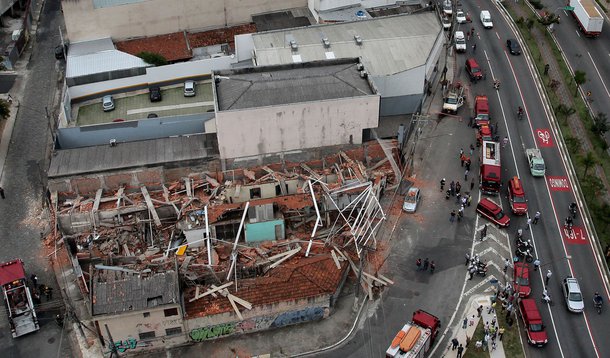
[55,44,67,60]
[149,86,162,102]
[476,198,510,227]
[507,39,521,55]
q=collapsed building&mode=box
[51,140,400,353]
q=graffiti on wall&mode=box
[110,337,150,353]
[190,322,235,342]
[235,314,275,333]
[270,307,325,328]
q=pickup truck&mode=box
[526,148,545,176]
[442,90,464,114]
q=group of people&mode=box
[30,274,53,304]
[415,257,436,274]
[465,253,487,280]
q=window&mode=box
[139,331,156,340]
[165,327,182,336]
[164,308,179,317]
[143,312,150,318]
[250,188,261,199]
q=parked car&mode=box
[149,86,162,102]
[442,17,451,31]
[518,298,548,347]
[443,0,453,16]
[184,80,196,97]
[102,95,115,112]
[507,176,528,215]
[402,187,421,213]
[513,262,531,297]
[456,10,467,24]
[455,31,467,53]
[476,198,510,227]
[465,58,484,82]
[562,277,585,313]
[507,38,522,55]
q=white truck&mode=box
[526,148,546,177]
[569,0,603,37]
[386,310,440,358]
[0,259,40,338]
[442,85,464,114]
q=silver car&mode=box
[562,277,584,313]
[184,80,196,97]
[402,187,421,213]
[102,95,115,112]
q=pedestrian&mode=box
[533,258,541,271]
[451,338,459,350]
[544,63,550,75]
[460,153,466,167]
[533,211,541,224]
[450,181,455,196]
[456,181,461,194]
[465,159,471,171]
[503,258,510,273]
[44,286,53,300]
[430,261,436,274]
[440,178,446,191]
[492,340,497,351]
[546,269,552,285]
[457,344,464,358]
[456,192,462,204]
[467,194,473,207]
[450,210,456,222]
[465,252,471,266]
[498,326,505,340]
[488,302,496,314]
[491,315,497,327]
[477,305,483,317]
[480,224,488,241]
[469,266,475,280]
[460,148,464,157]
[423,258,429,271]
[463,317,468,329]
[526,217,532,229]
[458,205,464,219]
[0,187,5,199]
[461,196,467,207]
[470,178,475,191]
[465,169,469,181]
[472,43,477,53]
[502,136,509,148]
[30,274,38,287]
[416,258,422,271]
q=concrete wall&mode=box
[62,0,307,42]
[223,180,301,203]
[185,295,331,342]
[215,96,380,160]
[95,303,186,354]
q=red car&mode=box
[476,198,510,227]
[507,176,528,215]
[513,262,531,297]
[518,299,548,347]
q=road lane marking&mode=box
[586,51,610,99]
[547,176,570,191]
[562,226,588,245]
[536,128,554,147]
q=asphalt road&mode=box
[0,0,72,356]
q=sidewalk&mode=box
[0,94,20,183]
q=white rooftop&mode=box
[66,38,149,79]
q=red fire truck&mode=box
[480,140,501,194]
[0,259,40,338]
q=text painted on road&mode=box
[562,226,588,245]
[547,176,570,191]
[536,129,554,147]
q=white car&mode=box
[184,80,196,97]
[562,277,585,313]
[102,95,115,112]
[456,10,467,24]
[480,10,493,29]
[443,0,453,16]
[455,31,467,52]
[442,17,451,31]
[403,187,421,213]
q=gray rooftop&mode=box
[92,270,179,316]
[252,12,441,76]
[48,134,214,178]
[214,59,376,111]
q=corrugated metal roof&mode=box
[66,49,149,78]
[253,12,440,76]
[68,38,116,57]
[215,59,375,111]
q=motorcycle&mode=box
[594,298,603,314]
[564,218,574,230]
[569,204,577,219]
[515,246,534,262]
[541,290,553,305]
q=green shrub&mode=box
[136,52,167,66]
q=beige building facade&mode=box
[61,0,306,42]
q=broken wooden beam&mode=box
[188,282,233,302]
[140,186,162,227]
[93,189,103,212]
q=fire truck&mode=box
[386,310,441,358]
[473,95,490,127]
[480,140,501,194]
[0,259,40,338]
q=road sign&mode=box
[562,226,587,245]
[547,176,570,191]
[535,128,554,147]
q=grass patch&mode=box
[463,320,486,358]
[463,313,525,358]
[507,2,610,247]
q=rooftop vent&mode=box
[357,63,364,71]
[290,40,298,51]
[354,35,363,46]
[322,38,330,48]
[359,70,368,78]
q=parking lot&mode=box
[74,80,214,126]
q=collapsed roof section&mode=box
[53,139,400,318]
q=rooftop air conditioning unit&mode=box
[359,70,368,78]
[357,63,364,71]
[354,35,363,45]
[322,38,330,48]
[290,40,298,50]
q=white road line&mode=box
[586,51,610,99]
[464,274,500,296]
[125,101,214,115]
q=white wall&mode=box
[63,0,307,42]
[372,66,425,98]
[234,34,254,63]
[215,96,380,159]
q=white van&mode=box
[455,31,467,52]
[480,10,493,29]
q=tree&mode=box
[564,135,581,153]
[574,70,587,96]
[581,151,597,176]
[591,112,608,136]
[136,52,167,66]
[0,99,10,120]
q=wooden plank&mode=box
[140,186,162,227]
[330,250,341,269]
[115,187,124,208]
[269,247,301,268]
[184,178,193,197]
[378,273,395,285]
[93,189,103,212]
[228,295,244,320]
[123,243,131,256]
[362,271,388,286]
[300,163,322,180]
[188,282,233,302]
[228,293,253,310]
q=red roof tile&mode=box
[185,254,346,318]
[116,32,192,62]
